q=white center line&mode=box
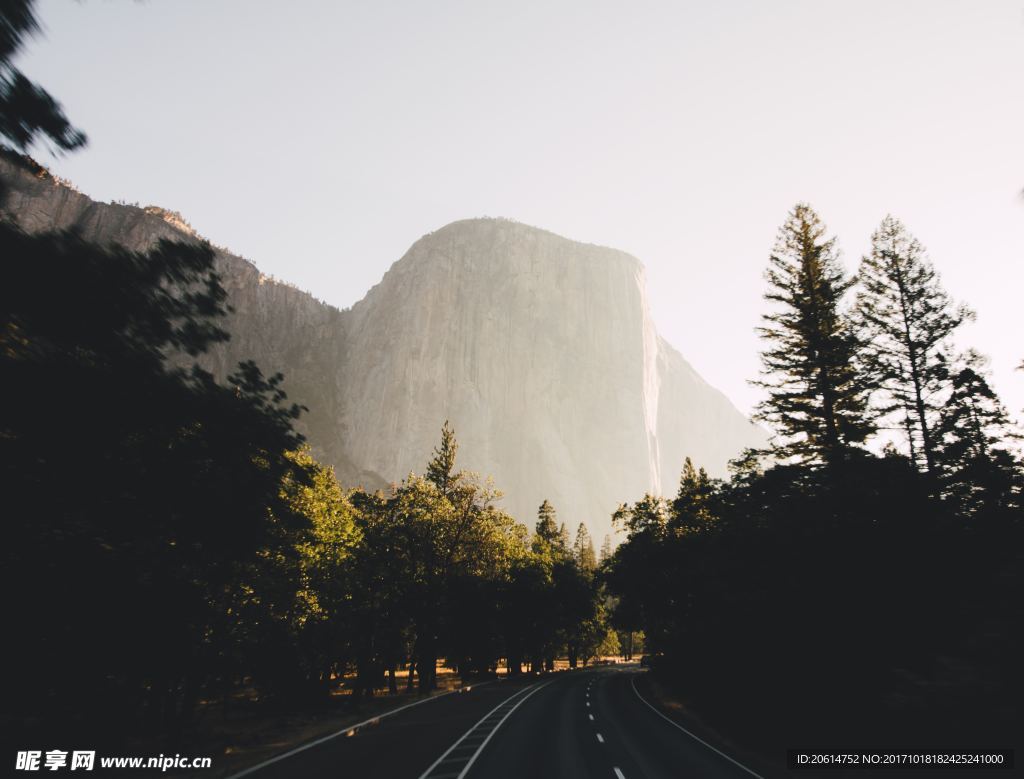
[614,768,626,779]
[596,733,605,743]
[586,701,590,707]
[588,713,594,721]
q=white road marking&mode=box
[596,733,605,743]
[629,675,764,779]
[225,681,497,778]
[614,768,626,779]
[419,678,558,779]
[588,714,594,721]
[586,701,590,707]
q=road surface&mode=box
[459,666,761,779]
[230,666,762,779]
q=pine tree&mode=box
[426,420,458,498]
[532,499,562,558]
[558,522,572,555]
[934,353,1023,514]
[671,457,716,533]
[754,203,874,468]
[573,523,597,573]
[856,216,972,474]
[599,534,613,564]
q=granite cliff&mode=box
[1,154,766,540]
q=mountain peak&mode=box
[1,158,766,538]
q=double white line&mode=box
[418,678,556,779]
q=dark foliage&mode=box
[0,0,85,154]
[606,453,1022,748]
[606,203,1023,753]
[1,223,309,739]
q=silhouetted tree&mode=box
[754,203,873,469]
[1,224,310,734]
[0,0,85,155]
[934,353,1023,516]
[856,216,972,474]
[604,207,1022,753]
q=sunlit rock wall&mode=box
[2,156,767,539]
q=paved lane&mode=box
[465,666,763,779]
[228,677,538,779]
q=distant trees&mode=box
[346,430,526,693]
[516,500,606,670]
[573,523,597,573]
[754,203,874,468]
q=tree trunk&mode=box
[418,642,436,693]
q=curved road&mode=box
[461,667,761,779]
[230,667,763,779]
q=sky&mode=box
[17,0,1024,420]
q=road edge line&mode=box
[629,674,764,779]
[225,679,497,779]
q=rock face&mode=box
[1,154,766,540]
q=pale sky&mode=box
[17,0,1024,420]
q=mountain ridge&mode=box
[1,152,767,538]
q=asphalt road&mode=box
[229,677,537,779]
[463,666,761,779]
[230,666,762,779]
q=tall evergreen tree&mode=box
[532,499,561,558]
[856,216,972,474]
[599,534,613,564]
[573,523,597,573]
[558,522,572,555]
[535,499,558,537]
[754,203,874,467]
[426,419,458,498]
